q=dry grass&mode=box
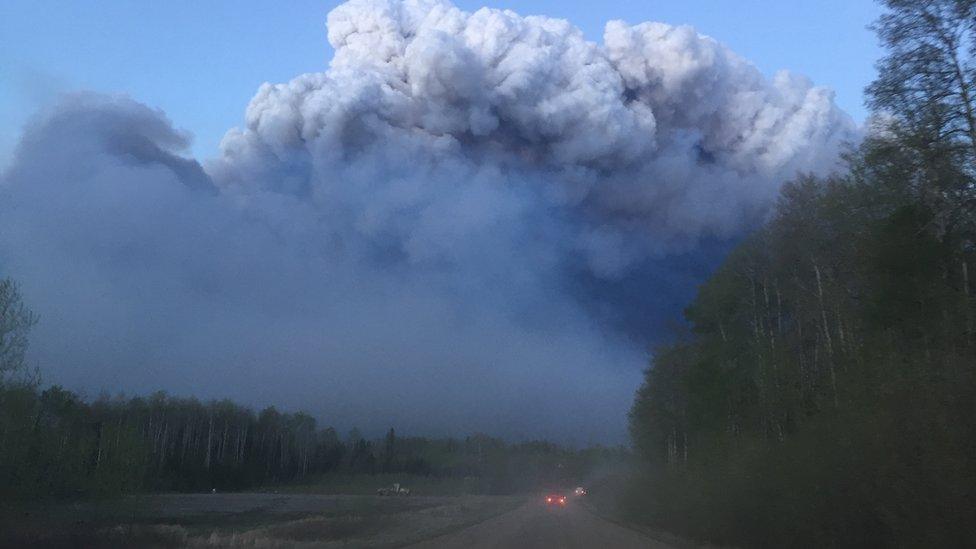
[4,493,522,548]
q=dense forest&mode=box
[628,1,976,547]
[0,278,616,501]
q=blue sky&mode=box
[1,0,882,166]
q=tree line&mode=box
[0,280,618,500]
[1,384,330,497]
[628,1,976,547]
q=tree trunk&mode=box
[205,413,214,470]
[814,262,840,407]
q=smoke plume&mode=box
[0,0,855,443]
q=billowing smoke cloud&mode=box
[0,0,855,443]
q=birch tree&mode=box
[0,278,37,380]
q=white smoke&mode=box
[211,0,854,275]
[0,0,856,442]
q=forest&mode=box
[0,380,614,500]
[628,1,976,547]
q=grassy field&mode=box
[274,473,483,496]
[3,492,523,547]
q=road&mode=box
[409,495,676,549]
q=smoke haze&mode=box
[0,0,856,443]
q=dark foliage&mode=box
[627,2,976,546]
[0,378,621,500]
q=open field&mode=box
[3,493,523,548]
[275,474,483,496]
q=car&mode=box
[545,494,567,506]
[574,486,587,496]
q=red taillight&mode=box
[560,497,566,504]
[546,497,552,503]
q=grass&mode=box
[2,491,524,548]
[274,473,484,496]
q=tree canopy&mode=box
[626,2,976,547]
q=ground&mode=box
[410,494,675,548]
[4,490,684,547]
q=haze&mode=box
[0,0,866,443]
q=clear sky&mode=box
[0,0,882,166]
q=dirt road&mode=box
[409,495,675,549]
